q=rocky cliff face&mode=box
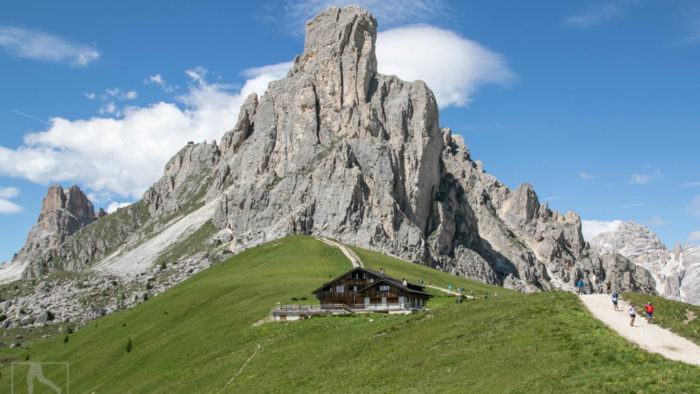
[10,185,95,266]
[1,6,655,298]
[199,6,651,293]
[591,221,700,305]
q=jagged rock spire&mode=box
[11,184,95,266]
[291,5,378,108]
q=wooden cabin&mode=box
[312,267,432,311]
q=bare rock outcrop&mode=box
[12,185,95,264]
[1,6,656,302]
[591,221,700,305]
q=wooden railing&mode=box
[274,303,421,314]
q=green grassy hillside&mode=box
[1,236,698,393]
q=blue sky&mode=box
[0,0,699,263]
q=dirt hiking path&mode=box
[580,294,700,367]
[316,237,363,268]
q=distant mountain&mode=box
[0,6,656,329]
[590,221,700,305]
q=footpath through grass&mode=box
[623,292,700,345]
[0,236,698,393]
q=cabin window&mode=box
[351,285,358,292]
[379,285,390,292]
[336,285,344,293]
[352,272,366,279]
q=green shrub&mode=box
[126,338,133,353]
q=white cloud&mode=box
[376,25,514,108]
[630,174,650,184]
[687,231,700,243]
[0,26,99,67]
[582,219,623,241]
[105,88,137,100]
[149,74,164,84]
[106,201,133,213]
[565,4,619,28]
[644,216,665,227]
[85,92,96,100]
[146,73,177,93]
[240,62,294,97]
[681,181,700,188]
[283,0,449,30]
[99,102,117,116]
[689,195,700,216]
[0,186,19,199]
[630,169,661,185]
[0,186,21,214]
[0,63,291,199]
[579,172,595,180]
[0,198,22,214]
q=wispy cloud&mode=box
[85,92,96,100]
[644,216,665,227]
[0,26,99,67]
[0,187,19,199]
[11,109,51,126]
[675,6,700,46]
[582,219,623,241]
[542,196,559,202]
[630,168,662,185]
[689,195,700,216]
[688,231,700,243]
[0,63,291,199]
[579,172,595,180]
[565,4,620,28]
[377,25,514,108]
[0,186,22,214]
[105,88,137,100]
[681,181,700,188]
[630,174,651,184]
[282,0,449,31]
[145,74,177,93]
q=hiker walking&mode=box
[606,282,611,294]
[576,280,583,294]
[629,303,636,327]
[644,302,655,323]
[611,291,619,310]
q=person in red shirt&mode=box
[644,302,655,323]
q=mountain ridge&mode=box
[591,220,700,305]
[0,6,656,329]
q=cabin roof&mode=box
[312,267,433,297]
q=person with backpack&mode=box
[611,292,619,310]
[629,303,637,327]
[644,302,655,323]
[576,280,583,294]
